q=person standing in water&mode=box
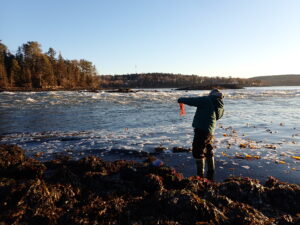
[178,89,224,179]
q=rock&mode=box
[154,146,167,153]
[265,176,300,214]
[172,146,191,153]
[141,174,164,194]
[0,145,46,179]
[217,177,265,207]
[163,190,226,223]
[225,201,270,224]
[0,145,25,167]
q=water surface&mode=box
[1,87,299,183]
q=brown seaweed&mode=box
[0,145,300,225]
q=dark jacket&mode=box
[178,95,224,134]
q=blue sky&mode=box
[1,0,300,77]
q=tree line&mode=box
[0,41,100,89]
[99,73,263,89]
[0,40,263,90]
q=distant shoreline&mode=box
[175,83,245,90]
[0,87,103,92]
[2,85,300,93]
[0,84,247,93]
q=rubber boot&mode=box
[206,156,215,180]
[195,158,205,177]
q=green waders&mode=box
[195,156,215,179]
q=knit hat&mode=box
[209,89,224,98]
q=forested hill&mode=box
[99,73,262,89]
[0,40,266,90]
[250,75,300,86]
[0,41,100,89]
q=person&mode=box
[178,89,224,179]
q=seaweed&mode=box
[0,145,300,224]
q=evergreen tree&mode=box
[10,58,21,86]
[0,41,8,87]
[56,53,67,86]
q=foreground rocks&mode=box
[0,145,299,225]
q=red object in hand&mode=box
[179,103,186,116]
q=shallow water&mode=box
[1,87,300,183]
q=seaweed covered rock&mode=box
[225,201,270,225]
[47,165,82,188]
[159,189,227,224]
[3,179,60,224]
[0,145,46,179]
[264,176,300,214]
[120,164,184,190]
[0,178,17,211]
[131,189,228,224]
[0,145,25,167]
[1,145,300,225]
[14,158,46,179]
[83,171,143,198]
[74,156,107,173]
[141,173,164,194]
[68,157,137,176]
[217,177,265,207]
[59,196,128,224]
[181,176,212,196]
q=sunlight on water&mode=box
[0,87,300,182]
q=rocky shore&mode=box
[0,145,299,225]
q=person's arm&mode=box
[177,96,207,107]
[216,107,224,120]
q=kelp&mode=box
[0,144,300,224]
